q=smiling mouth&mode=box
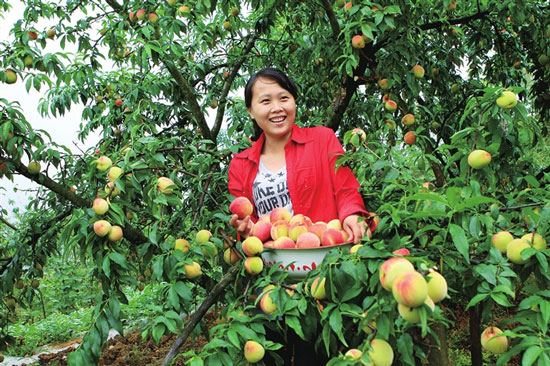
[270,116,286,123]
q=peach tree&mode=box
[0,0,549,365]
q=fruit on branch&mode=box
[27,31,38,40]
[94,155,112,171]
[379,257,415,291]
[378,78,390,89]
[392,271,429,307]
[311,277,326,300]
[108,225,123,242]
[426,270,448,303]
[107,166,123,182]
[344,2,352,10]
[4,69,17,84]
[404,131,415,145]
[129,11,137,22]
[244,256,264,275]
[397,296,435,323]
[222,21,232,31]
[259,288,277,314]
[296,232,321,248]
[368,338,394,366]
[93,220,112,237]
[104,182,120,196]
[451,83,460,93]
[506,238,531,264]
[401,114,415,126]
[539,54,549,66]
[196,229,212,244]
[184,261,202,279]
[175,238,190,252]
[385,100,397,111]
[115,98,123,107]
[27,161,41,174]
[148,13,159,23]
[230,7,239,16]
[496,90,517,109]
[350,127,367,145]
[200,241,218,257]
[136,9,146,21]
[178,5,191,15]
[92,198,109,215]
[31,279,40,289]
[481,326,508,354]
[446,0,456,11]
[344,349,363,361]
[393,248,410,256]
[385,119,396,129]
[24,55,33,67]
[223,248,240,265]
[491,231,514,253]
[467,149,491,169]
[244,340,265,363]
[157,177,175,194]
[351,35,365,49]
[521,233,546,250]
[229,196,253,219]
[242,236,264,256]
[412,65,425,78]
[46,28,56,39]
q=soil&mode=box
[25,312,216,366]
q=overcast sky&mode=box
[0,3,101,218]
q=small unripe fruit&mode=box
[4,69,18,84]
[244,256,264,275]
[467,149,491,169]
[244,340,265,363]
[46,28,56,39]
[401,114,415,126]
[28,161,41,174]
[230,7,239,16]
[506,238,531,264]
[157,177,175,194]
[93,220,112,237]
[351,35,365,49]
[196,229,212,244]
[491,231,514,253]
[344,349,363,360]
[496,90,517,109]
[412,65,425,78]
[481,326,508,354]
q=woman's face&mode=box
[247,77,296,141]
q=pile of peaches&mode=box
[230,196,354,249]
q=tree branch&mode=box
[0,215,17,230]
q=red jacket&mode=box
[228,124,373,227]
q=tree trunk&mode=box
[427,322,449,366]
[469,306,483,366]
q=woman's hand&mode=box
[342,214,372,244]
[229,214,254,239]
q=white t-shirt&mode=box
[252,159,293,217]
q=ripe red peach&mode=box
[404,131,416,145]
[244,257,264,275]
[289,214,313,227]
[296,232,321,248]
[392,248,410,256]
[270,207,291,223]
[379,257,415,291]
[263,240,275,248]
[392,271,429,308]
[308,222,327,240]
[273,237,295,249]
[481,326,508,354]
[289,223,309,242]
[251,220,272,242]
[229,196,253,219]
[321,228,345,246]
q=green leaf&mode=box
[449,224,470,262]
[329,309,347,346]
[466,293,488,310]
[522,345,542,366]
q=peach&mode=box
[196,229,212,244]
[223,248,240,265]
[521,233,546,250]
[93,220,112,237]
[327,219,342,230]
[467,149,491,169]
[404,131,415,145]
[251,220,272,242]
[259,289,277,314]
[296,232,321,248]
[392,248,410,256]
[344,348,363,360]
[491,231,513,253]
[174,238,190,252]
[401,113,415,126]
[289,223,309,242]
[397,296,435,323]
[311,277,326,300]
[244,257,263,275]
[392,271,429,308]
[200,242,218,257]
[426,270,448,303]
[506,238,531,264]
[412,65,425,78]
[28,161,41,174]
[157,176,175,194]
[263,240,275,248]
[92,198,109,215]
[270,220,290,240]
[308,223,327,240]
[104,182,120,196]
[379,257,415,291]
[108,225,123,242]
[184,262,202,279]
[270,207,291,223]
[257,214,271,223]
[385,100,397,111]
[368,339,394,366]
[242,236,264,256]
[321,228,345,246]
[94,155,112,171]
[496,90,517,109]
[350,244,363,254]
[244,340,265,363]
[351,34,365,49]
[289,214,313,227]
[107,166,123,182]
[229,196,253,219]
[273,237,295,249]
[378,78,390,90]
[481,326,508,354]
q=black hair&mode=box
[244,67,299,140]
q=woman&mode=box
[228,67,375,242]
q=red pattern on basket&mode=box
[263,260,317,272]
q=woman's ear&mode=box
[246,107,253,119]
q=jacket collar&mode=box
[235,124,314,161]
